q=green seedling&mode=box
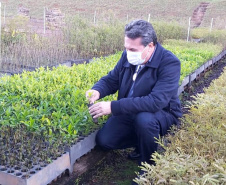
[86,92,98,124]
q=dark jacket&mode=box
[92,43,182,119]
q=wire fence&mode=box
[0,0,226,74]
[0,0,226,30]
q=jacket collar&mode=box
[123,42,163,68]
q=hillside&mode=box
[2,0,226,28]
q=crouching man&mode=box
[86,19,182,183]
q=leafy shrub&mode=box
[163,39,222,83]
[64,15,124,58]
[1,17,189,73]
[0,40,223,171]
[134,67,226,184]
[191,28,226,47]
[152,21,187,44]
[0,53,121,141]
[191,28,210,39]
[0,40,222,139]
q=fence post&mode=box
[187,17,191,42]
[147,14,150,22]
[43,7,46,34]
[210,18,213,32]
[3,5,5,25]
[0,2,1,64]
[94,10,96,24]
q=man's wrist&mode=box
[111,100,122,116]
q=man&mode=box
[86,19,182,180]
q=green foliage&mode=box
[0,39,223,170]
[204,30,226,47]
[1,15,125,72]
[1,16,190,73]
[152,21,187,44]
[64,15,124,58]
[164,39,222,83]
[191,28,226,47]
[134,67,226,184]
[0,40,222,141]
[0,53,120,142]
[191,28,210,39]
[1,15,29,45]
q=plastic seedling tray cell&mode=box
[189,72,197,83]
[215,55,221,62]
[181,76,189,87]
[69,130,98,171]
[0,152,70,185]
[177,85,184,96]
[195,65,204,76]
[208,60,213,67]
[212,57,217,65]
[204,61,210,70]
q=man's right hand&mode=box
[86,90,100,104]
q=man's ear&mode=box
[148,42,154,47]
[148,42,154,51]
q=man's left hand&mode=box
[89,101,111,118]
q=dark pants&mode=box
[95,110,178,165]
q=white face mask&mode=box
[127,46,149,65]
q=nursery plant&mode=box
[0,40,222,177]
[134,67,226,184]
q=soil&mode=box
[51,56,226,185]
[181,55,226,114]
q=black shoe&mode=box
[128,148,141,160]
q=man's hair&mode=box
[125,20,157,46]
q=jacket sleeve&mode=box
[92,51,126,99]
[111,52,181,115]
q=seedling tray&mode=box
[0,152,70,185]
[0,49,225,185]
[69,130,98,171]
[177,49,225,96]
[0,130,98,185]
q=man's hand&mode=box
[86,90,100,104]
[89,102,111,118]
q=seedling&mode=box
[86,92,98,124]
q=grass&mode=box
[191,28,226,47]
[78,150,140,185]
[3,0,226,28]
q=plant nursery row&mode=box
[0,39,225,185]
[134,65,226,185]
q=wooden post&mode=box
[210,18,213,32]
[148,14,150,22]
[0,2,2,64]
[187,17,191,42]
[94,10,96,24]
[3,5,6,25]
[43,7,46,34]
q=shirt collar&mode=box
[147,45,157,63]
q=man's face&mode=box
[124,36,155,64]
